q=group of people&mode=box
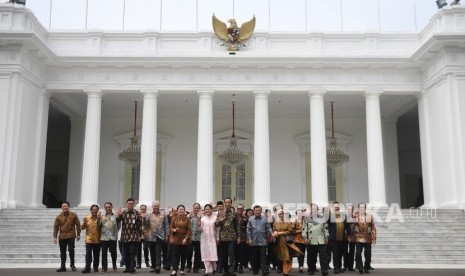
[53,198,377,275]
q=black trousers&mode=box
[101,240,117,270]
[137,239,149,266]
[148,240,163,268]
[267,242,276,268]
[235,241,248,268]
[171,244,188,271]
[250,246,268,274]
[295,243,306,268]
[163,241,170,269]
[328,240,345,270]
[123,241,138,270]
[355,243,372,269]
[344,242,355,269]
[118,240,125,266]
[85,243,101,270]
[219,241,236,273]
[58,238,75,268]
[186,240,201,270]
[307,244,328,272]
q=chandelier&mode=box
[119,101,141,166]
[219,101,248,166]
[326,101,349,168]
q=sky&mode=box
[23,0,440,33]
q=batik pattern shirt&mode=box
[100,213,120,241]
[53,211,81,240]
[352,213,377,244]
[145,212,169,242]
[236,213,248,241]
[215,209,238,241]
[81,215,101,244]
[190,214,202,242]
[119,209,143,243]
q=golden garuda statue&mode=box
[212,14,256,52]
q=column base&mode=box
[137,201,154,208]
[29,202,47,208]
[367,202,389,209]
[77,202,96,209]
[7,200,25,209]
[437,201,459,209]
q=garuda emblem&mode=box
[212,14,256,52]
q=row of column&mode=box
[77,89,388,208]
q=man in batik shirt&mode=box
[53,201,81,272]
[145,200,169,273]
[352,203,376,274]
[215,197,238,276]
[187,203,202,273]
[100,202,120,272]
[117,198,143,273]
[235,203,248,273]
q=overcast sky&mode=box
[23,0,440,32]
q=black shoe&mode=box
[81,269,91,274]
[124,269,130,273]
[277,268,282,273]
[358,269,363,274]
[348,268,355,272]
[56,267,67,272]
[321,270,328,276]
[155,267,161,273]
[71,265,77,272]
[238,267,243,274]
[308,271,314,275]
[252,271,258,275]
[130,269,137,274]
[363,269,370,274]
[334,268,341,274]
[187,269,192,273]
[94,267,99,272]
[368,266,374,270]
[228,273,236,276]
[146,262,150,268]
[194,269,200,273]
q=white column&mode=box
[138,90,159,207]
[196,90,214,206]
[417,93,436,208]
[253,91,271,206]
[78,90,103,208]
[309,91,328,206]
[365,91,387,208]
[30,90,51,208]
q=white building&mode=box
[0,1,464,210]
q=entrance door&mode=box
[216,157,252,207]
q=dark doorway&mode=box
[397,106,423,208]
[43,105,71,208]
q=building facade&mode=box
[0,4,464,210]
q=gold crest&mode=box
[212,14,256,52]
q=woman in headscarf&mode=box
[272,209,303,276]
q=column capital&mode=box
[365,90,384,98]
[83,89,103,97]
[253,90,271,97]
[141,89,159,96]
[308,90,327,98]
[197,90,214,96]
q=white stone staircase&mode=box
[371,209,465,265]
[1,208,465,267]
